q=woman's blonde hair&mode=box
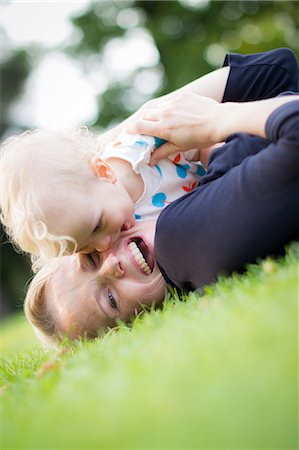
[0,128,99,270]
[24,259,62,348]
[24,257,102,347]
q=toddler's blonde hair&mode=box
[0,128,99,270]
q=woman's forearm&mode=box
[127,94,298,164]
[217,95,299,141]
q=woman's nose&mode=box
[96,254,124,281]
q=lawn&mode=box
[0,244,298,449]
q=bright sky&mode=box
[1,1,160,129]
[2,1,91,47]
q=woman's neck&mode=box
[107,157,144,203]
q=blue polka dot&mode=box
[176,164,190,179]
[152,192,167,208]
[155,164,162,177]
[154,136,167,148]
[134,140,149,148]
[135,214,141,220]
[196,163,206,176]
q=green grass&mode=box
[0,313,38,358]
[0,244,298,449]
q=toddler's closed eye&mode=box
[86,252,101,269]
[93,221,102,233]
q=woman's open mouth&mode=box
[128,237,154,275]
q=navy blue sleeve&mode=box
[155,100,299,290]
[223,48,298,102]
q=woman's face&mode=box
[46,221,167,339]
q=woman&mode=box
[24,48,299,345]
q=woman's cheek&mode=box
[142,275,167,306]
[119,275,166,310]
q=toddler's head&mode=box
[0,128,135,269]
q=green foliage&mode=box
[0,46,32,313]
[0,49,30,135]
[1,234,32,314]
[1,246,297,448]
[69,0,299,128]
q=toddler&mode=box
[0,128,205,269]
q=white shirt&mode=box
[101,133,206,221]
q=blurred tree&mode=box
[0,47,32,317]
[0,49,30,136]
[1,0,298,316]
[69,0,299,129]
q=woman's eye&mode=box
[107,289,118,309]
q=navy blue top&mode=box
[155,48,299,290]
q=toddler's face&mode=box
[44,168,135,254]
[45,221,166,339]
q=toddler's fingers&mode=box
[150,142,179,166]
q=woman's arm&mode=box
[217,95,299,141]
[97,67,230,151]
[223,48,298,102]
[127,94,298,164]
[98,48,298,155]
[154,99,299,290]
[125,48,298,162]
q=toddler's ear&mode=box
[90,157,117,183]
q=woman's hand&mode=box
[96,95,172,152]
[126,92,223,164]
[127,93,299,165]
[96,66,230,158]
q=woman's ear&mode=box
[90,157,117,183]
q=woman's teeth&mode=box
[128,241,151,275]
